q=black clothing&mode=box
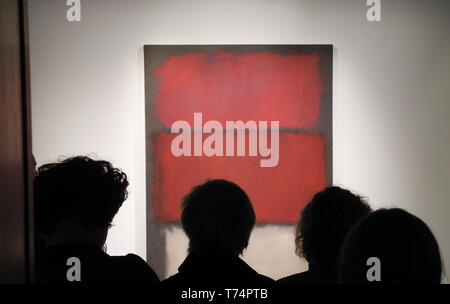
[35,242,159,284]
[277,264,336,284]
[163,251,274,286]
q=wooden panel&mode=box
[0,0,33,283]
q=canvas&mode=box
[144,45,332,276]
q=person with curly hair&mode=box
[278,186,371,284]
[34,156,159,284]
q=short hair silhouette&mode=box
[181,179,255,256]
[338,208,443,284]
[34,156,129,235]
[295,186,372,266]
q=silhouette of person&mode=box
[338,208,443,284]
[278,186,372,284]
[34,156,159,284]
[163,179,274,286]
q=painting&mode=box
[144,45,332,276]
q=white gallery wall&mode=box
[28,0,450,280]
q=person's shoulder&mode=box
[161,273,182,285]
[278,269,336,284]
[277,272,306,284]
[120,253,149,264]
[109,253,160,284]
[236,258,274,285]
[255,273,275,285]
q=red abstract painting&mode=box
[145,45,332,226]
[153,52,323,128]
[152,132,326,223]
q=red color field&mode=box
[154,52,323,129]
[152,132,326,223]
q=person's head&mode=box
[295,186,372,267]
[34,156,129,247]
[338,208,443,284]
[181,179,255,256]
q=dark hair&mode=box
[34,156,129,235]
[181,179,256,255]
[295,186,372,266]
[338,208,443,283]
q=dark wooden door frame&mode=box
[0,0,34,283]
[20,0,35,284]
